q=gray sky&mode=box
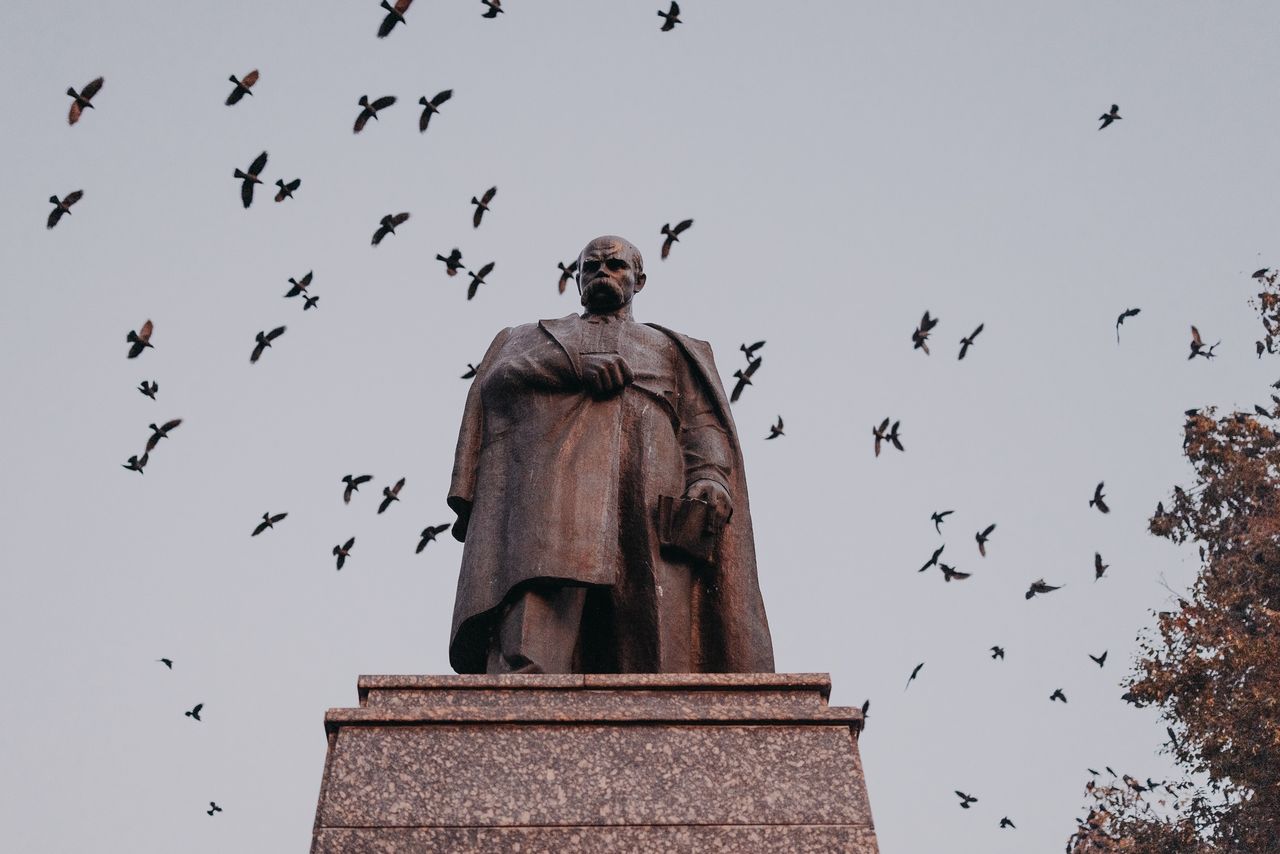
[3,0,1279,850]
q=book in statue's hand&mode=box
[658,494,722,568]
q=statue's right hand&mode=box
[581,353,634,398]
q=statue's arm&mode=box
[678,367,735,525]
[447,327,512,541]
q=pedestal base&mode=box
[312,673,878,853]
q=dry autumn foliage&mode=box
[1066,274,1280,853]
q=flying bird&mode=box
[417,524,451,552]
[940,563,971,582]
[47,190,84,228]
[145,418,182,452]
[251,512,288,536]
[341,474,373,504]
[658,1,682,30]
[955,791,978,809]
[185,703,204,721]
[990,646,1005,660]
[249,326,286,363]
[353,95,397,133]
[887,420,904,452]
[274,178,301,202]
[333,537,355,570]
[437,248,464,276]
[464,261,495,300]
[207,802,222,816]
[126,319,154,358]
[1050,688,1068,703]
[765,416,784,440]
[1000,817,1015,829]
[418,89,452,132]
[481,0,504,18]
[905,662,924,690]
[378,477,406,514]
[67,77,104,125]
[377,0,414,37]
[138,380,158,400]
[1253,268,1270,279]
[919,544,945,573]
[1026,578,1062,599]
[958,323,984,360]
[1116,307,1141,342]
[157,658,173,669]
[1098,103,1121,130]
[931,510,954,534]
[371,212,410,245]
[122,453,149,474]
[460,363,477,379]
[471,186,497,227]
[1089,482,1110,514]
[912,311,939,354]
[1094,552,1110,581]
[303,295,319,311]
[233,151,269,208]
[557,260,578,294]
[1089,651,1108,668]
[730,357,761,403]
[740,340,766,360]
[1188,325,1219,360]
[975,524,996,556]
[660,219,693,259]
[225,70,258,105]
[284,271,312,297]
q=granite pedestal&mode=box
[311,673,878,853]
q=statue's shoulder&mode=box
[645,323,714,360]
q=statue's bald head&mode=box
[577,235,647,312]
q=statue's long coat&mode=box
[447,315,774,674]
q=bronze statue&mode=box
[447,235,773,674]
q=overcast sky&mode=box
[3,1,1279,851]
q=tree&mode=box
[1067,274,1280,853]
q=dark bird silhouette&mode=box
[437,248,464,276]
[912,311,939,354]
[417,89,452,132]
[158,658,173,669]
[1089,482,1110,514]
[1123,775,1145,793]
[860,698,870,724]
[353,95,397,133]
[251,511,287,536]
[67,77,104,125]
[931,510,954,534]
[1050,688,1068,703]
[378,477,405,514]
[249,326,286,363]
[1167,726,1178,748]
[740,340,766,360]
[958,323,984,360]
[557,260,579,294]
[145,418,182,452]
[371,212,410,245]
[303,295,319,311]
[47,190,84,228]
[905,662,924,690]
[999,817,1015,829]
[333,537,355,570]
[185,703,204,721]
[274,178,301,202]
[1116,307,1141,342]
[660,219,693,259]
[887,420,904,452]
[126,319,154,358]
[1188,325,1219,360]
[1090,650,1108,668]
[955,791,978,809]
[873,418,891,457]
[342,474,372,504]
[207,802,222,816]
[284,271,312,298]
[919,544,945,573]
[975,524,996,556]
[730,357,762,403]
[1026,578,1062,599]
[377,0,414,37]
[417,524,451,552]
[481,0,504,18]
[765,416,784,440]
[940,563,971,582]
[1254,268,1270,279]
[658,1,682,30]
[471,186,497,228]
[990,645,1005,660]
[234,151,268,208]
[122,453,149,474]
[1098,103,1121,130]
[461,363,477,379]
[225,70,258,105]
[138,380,158,400]
[466,261,495,300]
[1094,552,1110,581]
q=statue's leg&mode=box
[653,560,694,672]
[486,583,588,674]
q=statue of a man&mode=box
[446,235,773,674]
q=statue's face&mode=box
[579,238,645,312]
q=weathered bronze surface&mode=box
[447,236,773,674]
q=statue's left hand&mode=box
[685,479,732,532]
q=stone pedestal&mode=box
[311,673,878,853]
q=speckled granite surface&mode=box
[312,673,878,853]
